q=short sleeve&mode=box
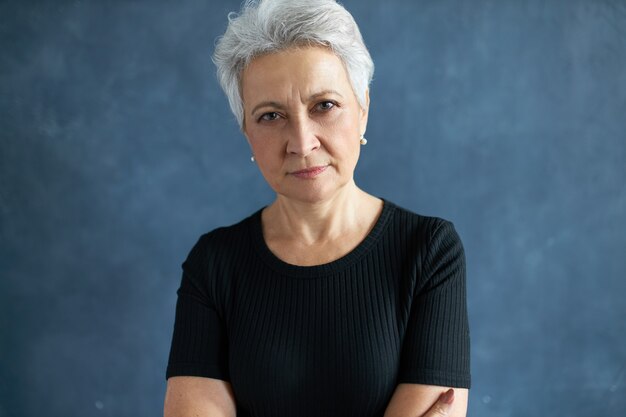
[397,220,471,388]
[165,234,230,381]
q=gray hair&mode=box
[212,0,374,128]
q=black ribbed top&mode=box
[166,200,471,417]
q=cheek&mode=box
[331,116,361,153]
[247,132,285,170]
[324,133,360,173]
[247,129,269,154]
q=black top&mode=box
[166,200,471,417]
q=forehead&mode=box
[241,46,352,104]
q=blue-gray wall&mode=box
[1,0,625,416]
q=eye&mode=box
[259,112,281,122]
[315,101,336,112]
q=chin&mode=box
[277,179,349,204]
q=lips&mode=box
[290,165,329,179]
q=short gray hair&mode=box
[212,0,374,128]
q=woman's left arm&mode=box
[386,220,470,416]
[384,384,468,417]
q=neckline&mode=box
[249,198,395,278]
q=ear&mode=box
[359,88,370,135]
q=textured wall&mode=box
[1,0,625,416]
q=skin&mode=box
[163,46,469,417]
[384,384,468,417]
[241,46,381,266]
[164,377,236,417]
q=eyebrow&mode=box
[251,101,286,117]
[309,89,344,100]
[250,90,344,116]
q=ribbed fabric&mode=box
[166,199,471,417]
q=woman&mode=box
[164,1,471,416]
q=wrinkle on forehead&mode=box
[241,46,354,112]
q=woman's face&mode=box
[241,46,369,204]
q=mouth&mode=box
[290,165,329,179]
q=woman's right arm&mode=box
[164,376,237,417]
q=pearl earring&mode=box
[360,134,368,145]
[250,155,255,162]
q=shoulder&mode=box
[383,201,466,294]
[197,209,260,247]
[385,200,461,246]
[183,208,262,266]
[177,209,263,301]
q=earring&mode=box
[360,134,368,145]
[250,155,255,162]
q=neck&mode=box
[263,181,376,245]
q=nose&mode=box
[285,117,320,157]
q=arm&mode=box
[384,384,468,417]
[164,235,234,416]
[386,220,471,416]
[164,376,236,417]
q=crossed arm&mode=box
[163,376,468,417]
[384,383,468,417]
